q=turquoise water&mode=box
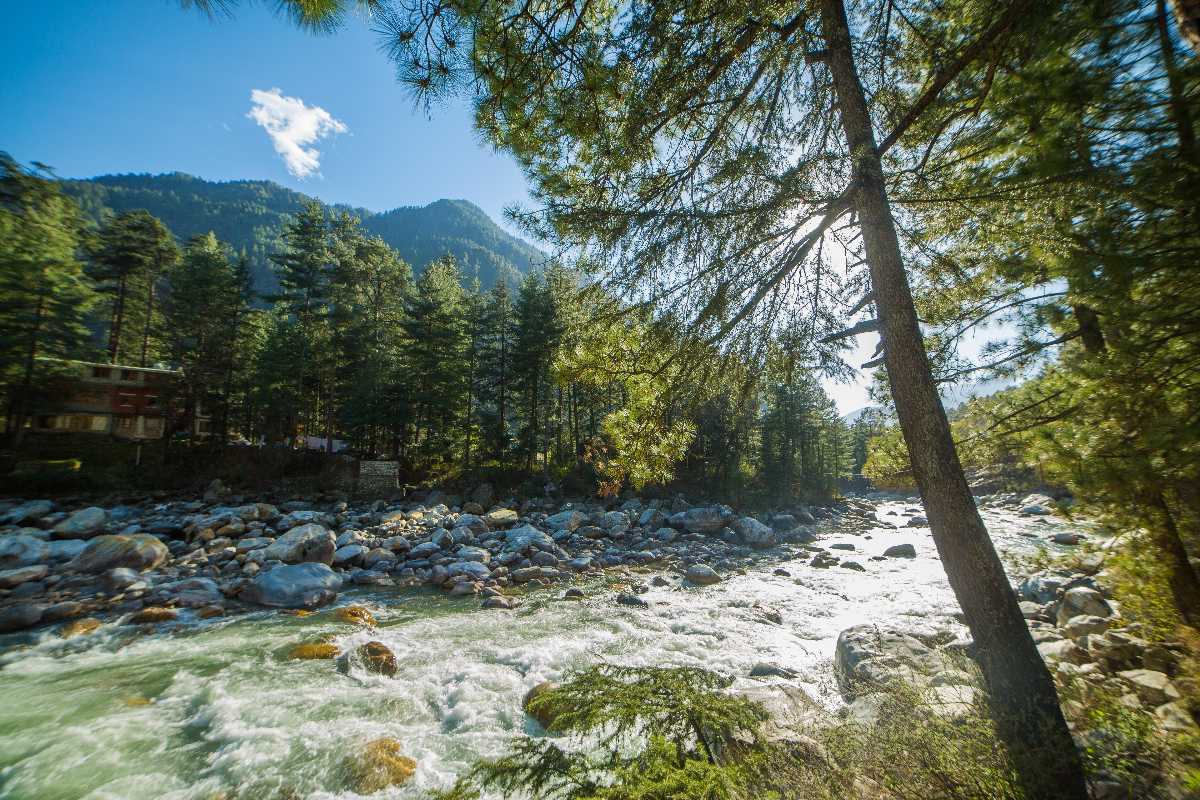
[0,501,1086,799]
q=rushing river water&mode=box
[0,498,1089,799]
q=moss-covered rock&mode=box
[358,641,397,677]
[523,681,567,729]
[334,605,376,627]
[343,737,416,793]
[288,641,340,660]
[60,617,101,638]
[127,607,178,624]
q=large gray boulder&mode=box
[52,507,108,539]
[733,517,776,549]
[446,561,491,581]
[261,523,335,564]
[545,510,586,531]
[503,524,555,552]
[1056,586,1112,627]
[833,625,942,697]
[0,534,51,568]
[69,534,169,573]
[669,506,733,533]
[1018,573,1067,605]
[240,562,341,609]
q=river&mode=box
[0,497,1087,799]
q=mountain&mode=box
[62,172,544,293]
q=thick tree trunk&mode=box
[1153,492,1200,627]
[818,2,1088,798]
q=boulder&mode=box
[0,534,51,568]
[454,546,490,564]
[669,506,731,533]
[240,562,341,609]
[545,510,586,531]
[1037,639,1088,665]
[685,564,722,585]
[484,508,519,528]
[446,561,491,581]
[2,500,53,525]
[343,738,417,793]
[47,539,87,562]
[503,524,555,552]
[733,517,776,549]
[1117,669,1181,706]
[69,534,169,573]
[638,508,666,530]
[1018,573,1066,604]
[1062,614,1110,638]
[288,641,340,660]
[0,564,48,589]
[601,511,630,533]
[60,617,101,639]
[834,625,941,697]
[1154,701,1200,735]
[0,602,44,632]
[523,681,566,729]
[52,507,108,539]
[882,543,916,559]
[357,641,397,677]
[275,509,333,531]
[334,605,377,627]
[162,577,223,608]
[1056,586,1112,627]
[261,523,336,565]
[332,544,368,567]
[127,607,178,624]
[470,483,495,508]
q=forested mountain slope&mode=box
[63,172,543,293]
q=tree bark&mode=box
[11,289,46,451]
[1153,491,1200,627]
[818,2,1088,798]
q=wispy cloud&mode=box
[247,88,347,178]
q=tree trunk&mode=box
[109,273,128,363]
[818,2,1088,798]
[1153,491,1200,627]
[140,269,155,367]
[11,289,46,451]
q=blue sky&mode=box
[1,1,890,412]
[0,0,531,225]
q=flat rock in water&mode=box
[685,564,721,585]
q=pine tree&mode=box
[0,154,97,448]
[87,209,177,366]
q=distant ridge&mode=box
[62,172,544,293]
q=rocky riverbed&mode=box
[0,487,1193,798]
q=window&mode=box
[92,367,111,379]
[144,395,158,408]
[115,416,137,433]
[90,415,109,432]
[143,417,163,437]
[118,392,137,408]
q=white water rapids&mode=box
[0,498,1088,799]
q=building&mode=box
[23,359,210,441]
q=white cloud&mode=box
[247,88,347,178]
